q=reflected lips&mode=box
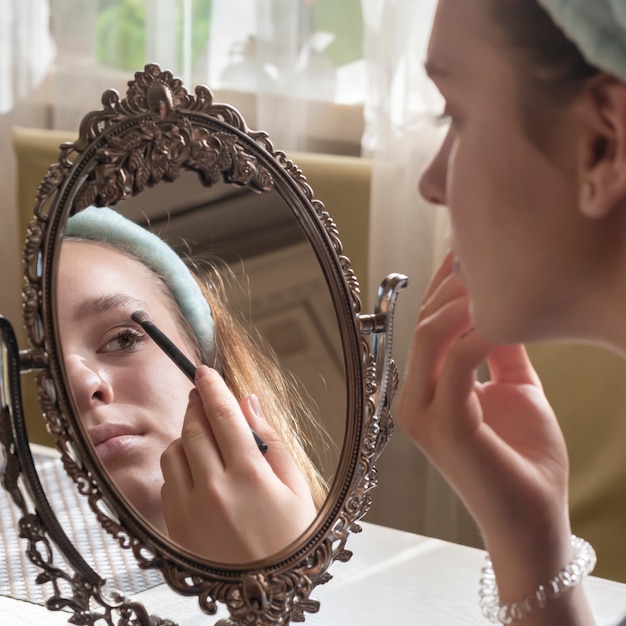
[89,423,141,461]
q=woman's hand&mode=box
[160,365,317,564]
[398,253,569,537]
[397,253,595,623]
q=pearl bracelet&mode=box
[478,535,597,624]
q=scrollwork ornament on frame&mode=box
[8,63,408,625]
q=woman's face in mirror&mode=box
[57,239,196,533]
[56,232,328,564]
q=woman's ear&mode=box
[578,76,626,219]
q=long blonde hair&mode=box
[186,257,331,510]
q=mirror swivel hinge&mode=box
[359,313,387,335]
[19,349,48,373]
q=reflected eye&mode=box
[99,327,146,354]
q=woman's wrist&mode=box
[479,535,596,624]
[477,509,596,625]
[482,512,574,599]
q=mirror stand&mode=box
[360,274,409,419]
[1,316,176,625]
[0,270,406,625]
[0,64,408,625]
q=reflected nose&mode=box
[64,353,114,416]
[418,129,453,206]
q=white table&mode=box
[2,521,626,625]
[307,523,626,625]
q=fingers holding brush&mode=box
[131,310,267,454]
[160,366,316,563]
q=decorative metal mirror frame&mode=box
[0,64,407,625]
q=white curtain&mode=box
[0,0,357,337]
[0,0,475,548]
[0,0,54,337]
[361,0,480,547]
[0,0,53,115]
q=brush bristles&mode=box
[131,310,149,325]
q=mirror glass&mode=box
[56,175,346,562]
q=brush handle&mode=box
[140,319,197,382]
[137,317,268,454]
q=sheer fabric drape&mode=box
[361,0,479,548]
[0,0,53,333]
[0,0,473,548]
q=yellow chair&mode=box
[12,127,72,447]
[527,343,626,582]
[288,150,371,305]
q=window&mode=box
[92,0,364,105]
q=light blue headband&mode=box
[536,0,626,82]
[65,206,215,354]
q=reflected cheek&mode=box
[130,359,193,399]
[139,376,193,432]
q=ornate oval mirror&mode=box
[0,65,406,625]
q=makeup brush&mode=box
[131,310,268,454]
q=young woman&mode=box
[57,206,328,564]
[397,1,626,624]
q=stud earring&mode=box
[583,180,595,201]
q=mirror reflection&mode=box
[56,178,345,564]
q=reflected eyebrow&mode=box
[73,294,149,321]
